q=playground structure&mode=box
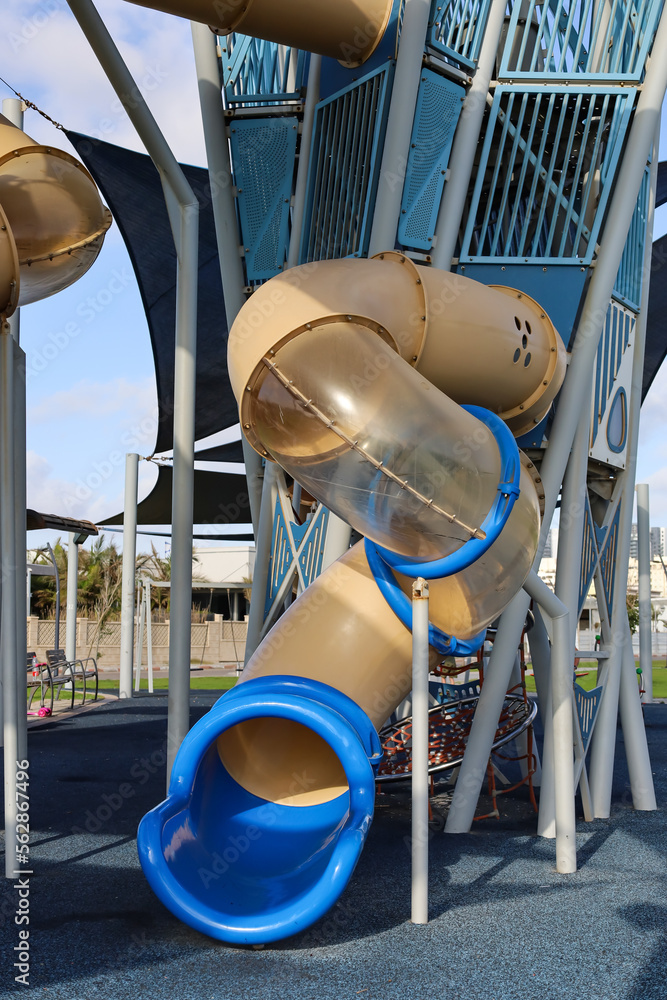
[1,0,665,948]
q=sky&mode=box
[3,0,667,556]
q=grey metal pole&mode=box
[65,533,79,662]
[619,624,656,809]
[66,0,200,785]
[368,0,432,255]
[146,579,154,693]
[588,124,660,816]
[320,514,353,572]
[637,484,653,703]
[444,17,667,828]
[190,21,262,536]
[287,54,321,268]
[3,100,27,765]
[47,543,61,652]
[119,453,139,700]
[524,571,576,872]
[430,0,507,270]
[411,578,429,924]
[445,589,524,834]
[1,321,19,878]
[244,462,279,664]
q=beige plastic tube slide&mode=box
[0,114,112,309]
[122,0,395,67]
[221,256,565,805]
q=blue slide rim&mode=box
[137,676,378,944]
[370,405,521,579]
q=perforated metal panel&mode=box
[574,683,604,754]
[299,64,393,263]
[498,0,663,82]
[398,71,464,251]
[265,503,329,615]
[429,0,493,68]
[230,118,298,281]
[460,86,634,264]
[614,166,650,312]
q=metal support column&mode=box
[119,453,139,700]
[66,533,79,662]
[67,0,200,786]
[287,54,321,269]
[244,463,279,664]
[368,0,432,255]
[636,483,652,703]
[411,579,429,924]
[431,0,507,270]
[191,21,262,536]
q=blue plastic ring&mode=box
[370,404,521,580]
[364,537,486,656]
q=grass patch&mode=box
[525,660,667,697]
[97,677,238,692]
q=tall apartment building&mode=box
[629,525,666,560]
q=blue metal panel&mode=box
[598,505,621,616]
[591,302,635,445]
[230,118,298,281]
[428,0,493,68]
[613,165,650,312]
[498,0,663,82]
[578,495,599,615]
[574,683,604,754]
[459,86,635,266]
[457,264,583,350]
[221,35,307,106]
[299,64,394,263]
[265,504,330,614]
[398,71,464,251]
[318,0,402,100]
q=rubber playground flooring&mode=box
[2,692,667,1000]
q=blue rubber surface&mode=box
[3,692,667,999]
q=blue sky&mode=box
[3,0,667,555]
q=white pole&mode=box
[135,580,145,693]
[287,54,321,268]
[120,453,139,699]
[146,579,154,693]
[637,483,653,703]
[1,320,18,879]
[66,533,79,662]
[619,624,656,809]
[67,0,199,789]
[411,578,429,924]
[523,571,576,872]
[2,99,23,347]
[430,0,508,269]
[190,21,263,536]
[368,0,432,255]
[243,462,279,664]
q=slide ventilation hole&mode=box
[514,316,521,330]
[522,334,528,349]
[513,348,521,363]
[526,320,532,334]
[524,352,532,367]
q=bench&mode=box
[26,652,74,714]
[46,649,99,705]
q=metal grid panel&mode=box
[598,505,621,614]
[398,71,464,250]
[230,118,298,281]
[460,86,635,264]
[613,165,650,311]
[221,35,307,106]
[591,302,634,447]
[428,0,493,68]
[498,0,663,81]
[299,64,394,263]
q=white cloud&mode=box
[28,375,156,423]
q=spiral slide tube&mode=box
[138,257,565,943]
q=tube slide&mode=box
[0,114,112,310]
[138,258,565,943]
[122,0,395,67]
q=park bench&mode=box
[46,649,99,705]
